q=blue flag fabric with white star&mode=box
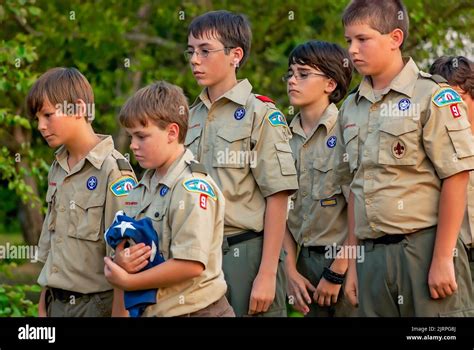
[104,210,165,317]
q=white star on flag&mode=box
[114,221,136,237]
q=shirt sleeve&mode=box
[168,176,224,268]
[250,106,299,197]
[104,166,137,256]
[422,86,474,179]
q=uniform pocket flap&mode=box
[343,126,359,144]
[445,118,472,131]
[217,126,251,143]
[313,157,333,172]
[74,194,106,209]
[274,142,293,153]
[184,126,202,146]
[379,119,418,136]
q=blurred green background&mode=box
[1,0,473,316]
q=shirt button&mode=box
[63,178,69,184]
[370,223,376,229]
[303,144,308,148]
[59,206,66,212]
[57,238,62,243]
[52,266,58,273]
[302,191,307,197]
[368,127,373,133]
[365,199,371,204]
[154,212,160,218]
[303,168,307,172]
[303,214,308,220]
[363,151,369,157]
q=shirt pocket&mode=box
[343,126,359,172]
[68,194,106,241]
[149,207,169,259]
[378,118,419,165]
[275,142,297,176]
[185,126,202,157]
[312,157,342,200]
[45,186,58,231]
[445,119,474,159]
[212,127,251,168]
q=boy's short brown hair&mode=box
[26,67,95,121]
[119,81,189,144]
[288,41,353,104]
[188,10,252,68]
[342,0,409,49]
[429,56,474,99]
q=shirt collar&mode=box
[289,103,339,139]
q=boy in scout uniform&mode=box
[185,10,299,316]
[430,56,474,285]
[26,67,137,317]
[334,0,474,316]
[282,41,354,317]
[103,81,234,317]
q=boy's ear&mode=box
[167,123,180,143]
[325,78,337,95]
[232,47,244,67]
[389,28,404,50]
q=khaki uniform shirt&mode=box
[334,58,474,240]
[460,171,474,247]
[124,149,227,317]
[186,79,298,236]
[287,104,348,247]
[37,135,137,293]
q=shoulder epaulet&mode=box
[189,161,207,175]
[117,159,132,171]
[256,95,275,104]
[419,71,448,84]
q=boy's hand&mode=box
[248,272,276,315]
[314,278,341,307]
[344,262,358,307]
[286,269,315,315]
[104,256,130,290]
[428,256,457,299]
[114,240,151,273]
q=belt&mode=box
[305,246,327,254]
[49,288,110,303]
[367,234,407,245]
[227,231,263,246]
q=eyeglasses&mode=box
[184,47,234,61]
[282,71,327,82]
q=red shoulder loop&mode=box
[256,95,275,104]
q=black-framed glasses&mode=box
[282,71,327,82]
[184,47,234,61]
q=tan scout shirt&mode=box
[37,135,137,293]
[186,79,299,236]
[287,104,348,247]
[333,58,474,240]
[460,171,474,247]
[124,149,227,317]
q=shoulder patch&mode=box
[110,176,137,197]
[117,159,132,172]
[432,88,462,107]
[189,162,207,175]
[256,95,275,104]
[182,178,217,201]
[267,111,287,127]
